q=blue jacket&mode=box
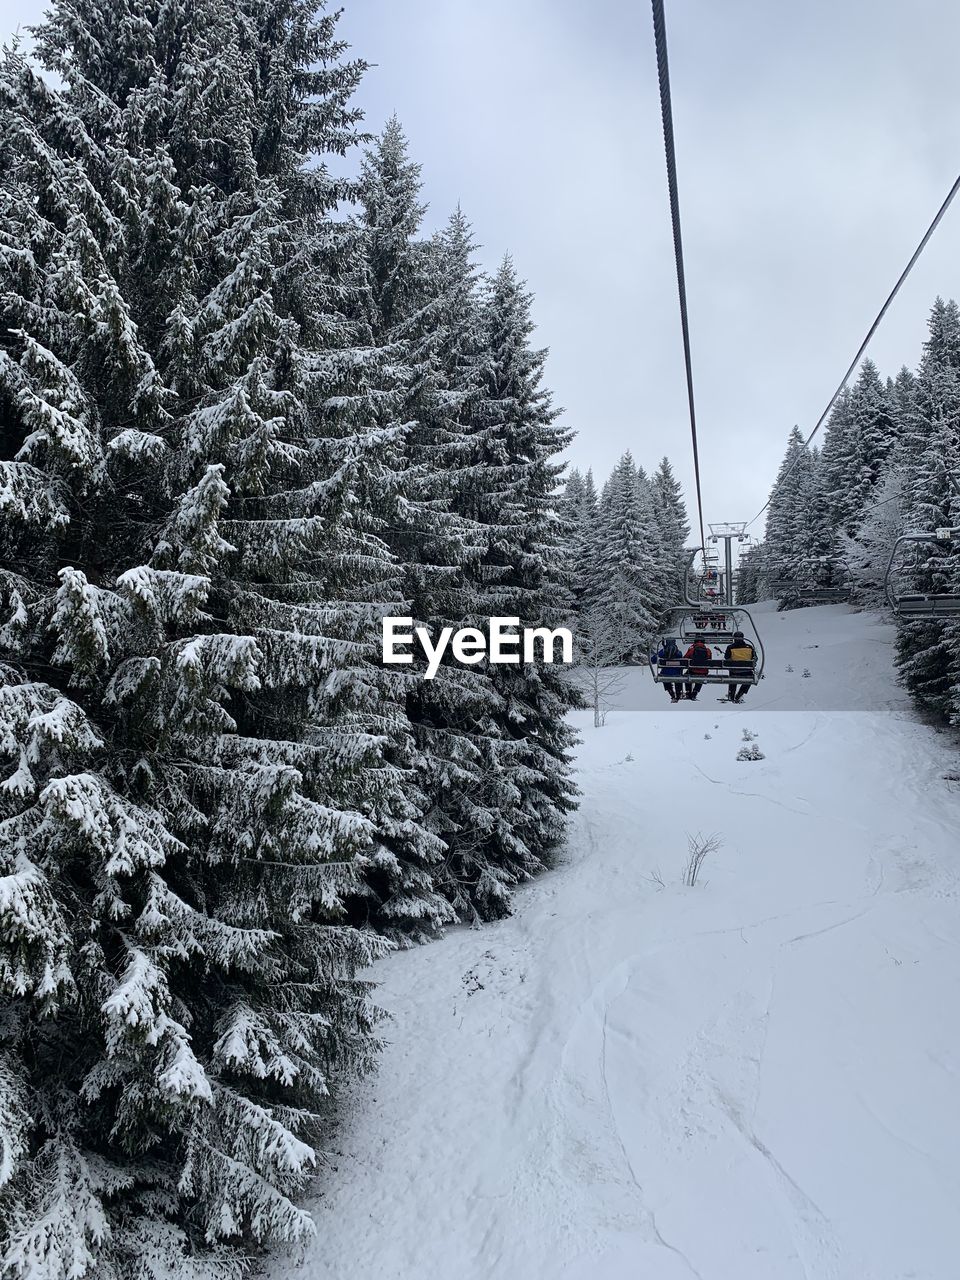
[656,641,684,676]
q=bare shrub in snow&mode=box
[576,604,628,728]
[741,728,756,742]
[802,668,811,678]
[683,832,722,886]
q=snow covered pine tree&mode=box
[735,541,766,605]
[893,299,960,719]
[346,121,495,921]
[453,256,579,913]
[757,297,960,720]
[651,456,690,593]
[1,3,583,1272]
[0,5,398,1274]
[350,123,579,921]
[764,426,818,596]
[594,452,664,656]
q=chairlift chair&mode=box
[796,556,852,604]
[772,571,851,605]
[686,579,721,605]
[676,607,740,645]
[650,550,766,687]
[650,609,765,687]
[795,585,852,604]
[884,528,960,620]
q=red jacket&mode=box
[684,642,711,676]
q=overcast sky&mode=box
[4,0,960,538]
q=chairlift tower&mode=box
[708,522,749,607]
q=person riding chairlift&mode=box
[654,637,685,703]
[683,636,712,701]
[724,630,757,703]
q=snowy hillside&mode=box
[269,603,960,1280]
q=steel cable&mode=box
[746,171,960,532]
[651,0,707,553]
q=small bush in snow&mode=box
[802,668,811,678]
[741,728,756,742]
[576,603,628,728]
[704,732,712,740]
[683,832,722,886]
[785,663,794,672]
[737,744,765,761]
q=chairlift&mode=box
[676,607,740,645]
[884,527,960,620]
[686,561,723,605]
[650,550,766,687]
[772,562,851,605]
[795,585,851,604]
[650,609,765,687]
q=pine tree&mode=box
[841,466,904,607]
[562,468,587,536]
[846,359,896,523]
[560,469,586,618]
[819,388,859,536]
[889,366,917,420]
[348,126,580,918]
[894,299,960,718]
[757,296,960,719]
[643,468,668,615]
[595,452,662,654]
[764,426,816,592]
[735,542,766,604]
[567,467,602,613]
[2,10,583,1274]
[795,449,843,587]
[651,456,690,585]
[920,296,960,367]
[818,363,895,542]
[448,255,579,915]
[349,122,521,923]
[309,118,464,942]
[1,5,399,1273]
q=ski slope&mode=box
[270,603,960,1280]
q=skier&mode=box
[654,637,685,702]
[724,630,757,703]
[683,637,712,701]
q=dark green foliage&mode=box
[0,5,579,1277]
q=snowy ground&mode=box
[268,603,960,1280]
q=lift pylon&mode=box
[708,523,749,607]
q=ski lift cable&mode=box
[651,0,707,554]
[744,170,960,533]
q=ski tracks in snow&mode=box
[272,606,960,1280]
